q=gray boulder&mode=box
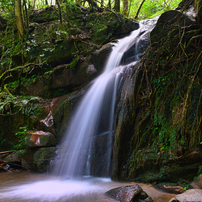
[169,189,202,202]
[106,184,153,202]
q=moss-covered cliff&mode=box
[112,2,202,186]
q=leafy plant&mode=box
[14,125,29,150]
[69,56,79,69]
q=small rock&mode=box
[155,185,184,194]
[86,64,97,75]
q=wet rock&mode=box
[33,147,57,172]
[91,43,113,72]
[169,189,202,202]
[25,131,57,148]
[52,90,85,141]
[191,174,202,189]
[86,64,97,75]
[106,184,153,202]
[121,19,139,35]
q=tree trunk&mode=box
[122,0,128,16]
[33,0,36,8]
[127,0,132,17]
[114,0,120,12]
[108,0,111,9]
[15,0,24,41]
[56,0,64,31]
[135,0,145,20]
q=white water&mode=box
[0,172,176,202]
[53,17,158,178]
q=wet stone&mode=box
[106,184,153,202]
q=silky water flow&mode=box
[0,17,176,202]
[52,17,159,178]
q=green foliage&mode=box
[69,56,79,69]
[152,74,173,95]
[0,136,14,151]
[128,0,181,19]
[14,125,29,150]
[0,0,14,12]
[197,165,202,175]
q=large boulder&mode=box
[150,10,195,44]
[169,189,202,202]
[106,184,153,202]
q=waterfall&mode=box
[53,17,158,178]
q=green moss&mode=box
[33,147,57,172]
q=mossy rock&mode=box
[91,23,108,44]
[29,6,59,23]
[25,131,57,148]
[33,147,57,172]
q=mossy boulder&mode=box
[29,6,59,23]
[25,131,57,148]
[33,147,57,172]
[91,23,108,44]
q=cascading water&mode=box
[0,16,177,202]
[53,17,158,178]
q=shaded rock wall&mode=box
[111,7,202,183]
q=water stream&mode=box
[53,17,159,178]
[0,172,176,202]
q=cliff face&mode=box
[112,3,202,184]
